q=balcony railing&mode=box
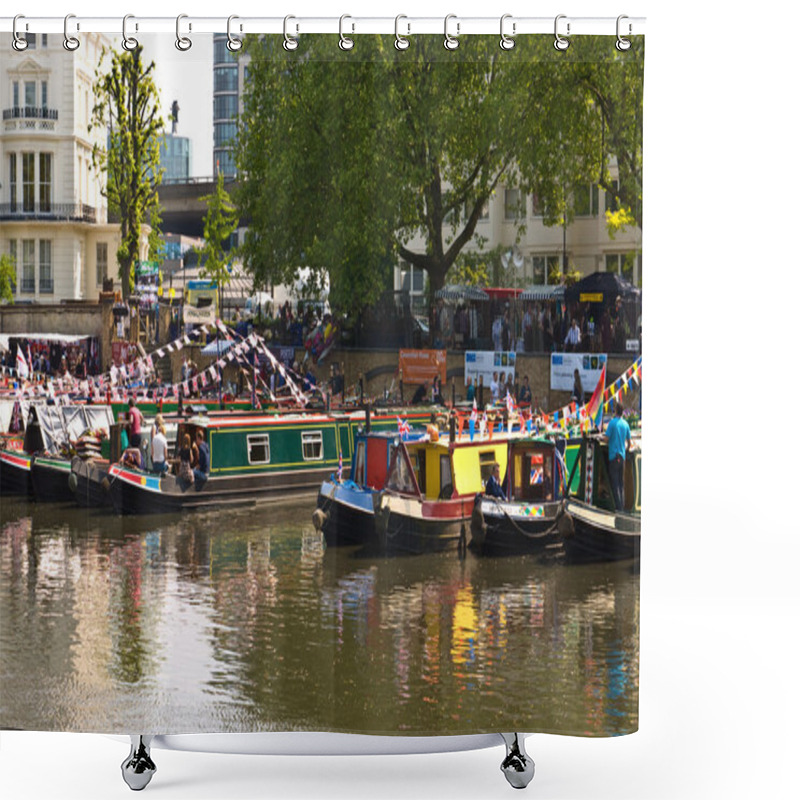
[0,203,96,223]
[3,106,58,121]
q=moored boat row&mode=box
[315,428,640,564]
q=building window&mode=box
[8,241,17,295]
[213,38,237,64]
[24,33,36,49]
[24,81,36,108]
[41,80,48,108]
[532,255,560,285]
[574,184,600,217]
[247,434,271,465]
[22,153,35,212]
[39,153,52,212]
[39,240,53,294]
[213,94,238,120]
[504,188,524,220]
[605,180,620,214]
[12,82,19,107]
[214,150,236,177]
[606,253,636,284]
[41,34,48,48]
[21,240,35,293]
[214,122,237,148]
[96,242,108,286]
[214,67,239,93]
[9,154,17,212]
[301,431,324,461]
[531,192,547,217]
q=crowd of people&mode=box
[429,296,640,355]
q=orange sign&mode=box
[399,349,446,385]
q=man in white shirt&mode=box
[151,419,169,474]
[564,318,581,352]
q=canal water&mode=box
[0,496,638,738]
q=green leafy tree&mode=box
[0,254,16,303]
[90,46,164,299]
[194,172,240,318]
[237,35,643,321]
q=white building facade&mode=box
[398,176,642,306]
[1,31,123,303]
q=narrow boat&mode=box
[314,429,427,548]
[27,404,115,502]
[469,436,570,558]
[366,432,511,555]
[104,408,435,515]
[562,433,641,563]
[0,445,34,495]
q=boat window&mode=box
[354,440,366,485]
[247,434,270,464]
[479,451,496,485]
[439,455,453,499]
[301,430,324,461]
[515,450,554,502]
[386,450,417,494]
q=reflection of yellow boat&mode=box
[375,433,511,555]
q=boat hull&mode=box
[316,480,377,547]
[563,498,640,563]
[70,456,112,508]
[30,456,75,502]
[374,493,473,555]
[107,463,333,515]
[0,449,34,496]
[470,494,564,557]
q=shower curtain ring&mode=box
[554,14,570,51]
[122,14,138,51]
[63,14,80,51]
[499,14,516,50]
[339,15,354,50]
[175,14,192,51]
[283,16,299,51]
[12,15,28,51]
[395,15,410,51]
[444,14,460,51]
[226,16,243,52]
[616,15,632,51]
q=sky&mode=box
[140,33,214,177]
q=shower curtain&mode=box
[0,21,642,745]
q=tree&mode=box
[194,172,239,317]
[0,254,16,303]
[236,35,644,321]
[90,45,164,299]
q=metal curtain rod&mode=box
[0,15,645,37]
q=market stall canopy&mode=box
[484,287,522,302]
[434,285,489,301]
[564,271,641,306]
[0,333,91,350]
[200,338,236,356]
[520,285,566,301]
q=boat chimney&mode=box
[365,404,371,432]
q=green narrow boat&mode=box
[105,407,437,515]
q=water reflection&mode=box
[0,496,638,737]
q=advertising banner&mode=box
[550,352,608,392]
[183,304,217,325]
[399,349,446,385]
[464,350,516,388]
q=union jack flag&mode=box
[337,450,344,481]
[529,467,543,485]
[505,390,516,415]
[397,417,410,438]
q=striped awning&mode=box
[520,285,565,301]
[434,285,490,301]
